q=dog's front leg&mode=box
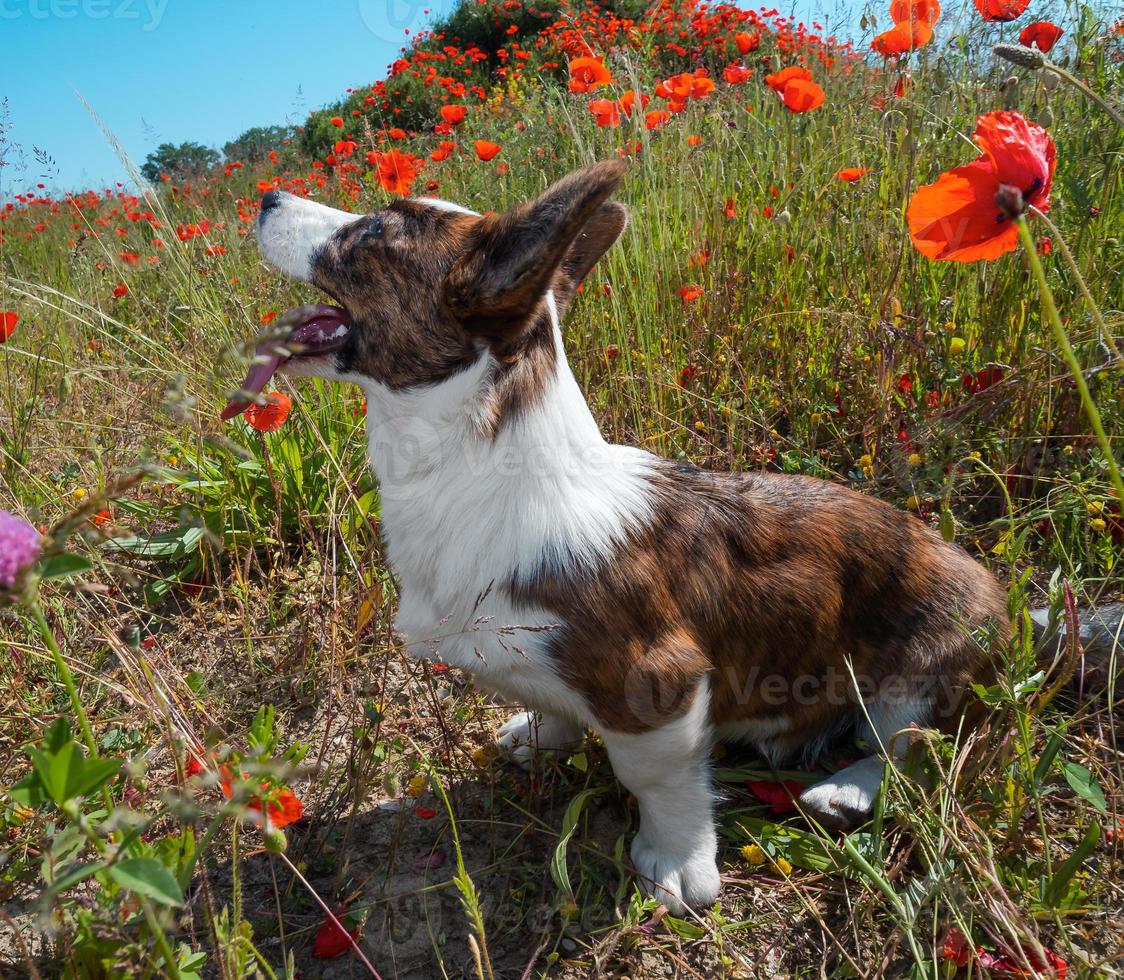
[600,679,719,915]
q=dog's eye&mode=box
[363,216,384,241]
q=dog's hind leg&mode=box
[799,693,928,830]
[599,678,719,915]
[498,710,584,769]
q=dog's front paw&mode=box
[799,757,885,830]
[630,833,720,916]
[497,711,583,770]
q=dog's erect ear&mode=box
[443,159,627,338]
[552,199,628,312]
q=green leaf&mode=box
[550,787,602,898]
[664,916,706,939]
[1043,821,1100,909]
[28,741,121,809]
[1062,762,1106,813]
[10,771,49,808]
[102,525,205,559]
[38,553,94,580]
[108,857,184,907]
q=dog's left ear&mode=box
[443,159,628,338]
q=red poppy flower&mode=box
[836,166,870,181]
[244,391,292,432]
[568,56,612,93]
[92,509,112,527]
[430,140,456,162]
[723,63,752,84]
[723,198,737,218]
[644,109,671,130]
[474,140,502,162]
[1019,20,1063,51]
[735,30,761,54]
[907,110,1055,262]
[312,908,361,959]
[588,98,620,127]
[617,90,650,116]
[440,104,467,126]
[973,0,1029,21]
[691,75,716,98]
[872,19,933,55]
[416,806,437,820]
[1036,235,1052,255]
[373,149,424,195]
[330,116,344,128]
[0,311,17,343]
[112,283,128,299]
[781,79,825,113]
[247,787,303,827]
[746,779,805,815]
[680,285,703,303]
[890,0,942,22]
[217,764,304,828]
[765,65,812,93]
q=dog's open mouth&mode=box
[221,304,352,420]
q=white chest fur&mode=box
[351,297,655,716]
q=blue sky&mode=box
[1,0,843,197]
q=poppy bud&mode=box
[1039,105,1055,128]
[1041,72,1059,91]
[994,43,1046,70]
[994,183,1025,220]
[776,209,792,225]
[263,827,287,853]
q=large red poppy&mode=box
[474,140,502,162]
[439,104,467,126]
[0,311,17,343]
[890,0,941,22]
[568,57,612,93]
[973,0,1030,21]
[244,391,292,432]
[588,98,620,127]
[377,150,424,194]
[872,19,933,55]
[907,111,1055,262]
[765,65,813,93]
[1019,20,1063,51]
[781,79,826,113]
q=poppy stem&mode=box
[1028,206,1121,362]
[1015,216,1124,506]
[1043,63,1124,131]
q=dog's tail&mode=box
[1030,601,1123,696]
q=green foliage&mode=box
[139,141,220,182]
[222,124,298,163]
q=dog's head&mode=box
[224,159,628,425]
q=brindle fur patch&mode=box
[513,460,1009,741]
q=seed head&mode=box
[994,44,1046,70]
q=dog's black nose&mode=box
[260,190,281,212]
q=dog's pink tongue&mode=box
[221,304,352,421]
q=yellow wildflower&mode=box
[907,453,922,467]
[71,487,87,500]
[770,856,793,875]
[405,774,427,799]
[949,337,966,355]
[740,844,767,866]
[1090,518,1107,533]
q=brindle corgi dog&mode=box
[226,160,1044,914]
